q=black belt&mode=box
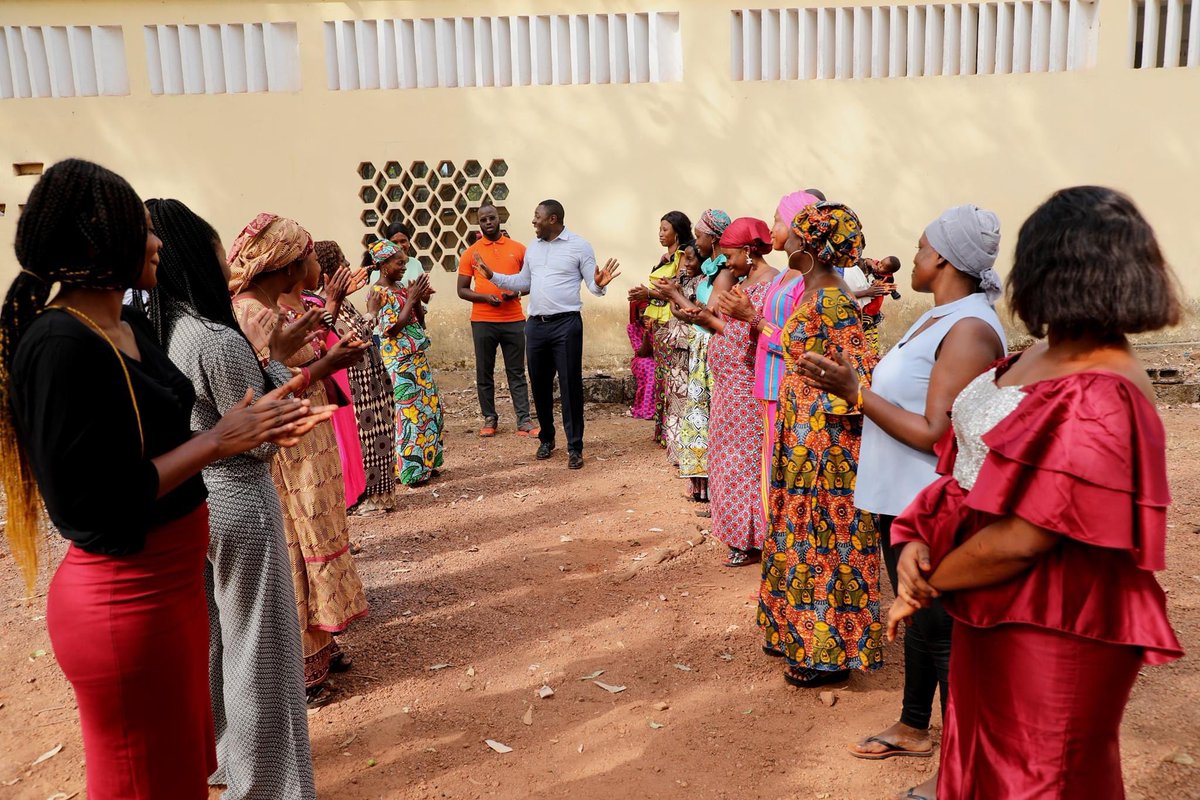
[528,311,579,323]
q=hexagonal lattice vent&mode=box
[357,159,510,272]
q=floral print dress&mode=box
[373,284,444,485]
[757,288,882,678]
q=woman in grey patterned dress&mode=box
[314,241,396,513]
[144,199,317,800]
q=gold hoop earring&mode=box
[791,250,816,276]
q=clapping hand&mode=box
[717,284,755,322]
[245,307,323,364]
[595,258,621,288]
[411,273,435,302]
[651,277,683,303]
[627,285,650,304]
[211,371,340,456]
[261,372,337,447]
[325,266,353,304]
[324,333,369,371]
[798,350,860,402]
[349,267,370,293]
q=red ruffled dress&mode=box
[892,358,1183,799]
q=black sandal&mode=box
[782,668,851,688]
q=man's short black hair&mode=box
[538,199,565,225]
[1010,186,1180,340]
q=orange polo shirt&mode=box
[459,235,527,323]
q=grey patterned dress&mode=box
[166,314,315,800]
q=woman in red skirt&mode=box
[0,160,331,799]
[883,187,1184,799]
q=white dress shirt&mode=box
[488,228,605,316]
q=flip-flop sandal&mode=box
[848,736,934,761]
[901,789,932,800]
[724,550,755,567]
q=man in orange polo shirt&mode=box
[457,203,535,437]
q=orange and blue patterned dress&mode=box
[373,284,444,486]
[758,287,881,678]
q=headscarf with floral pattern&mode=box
[790,202,865,270]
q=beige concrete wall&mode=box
[2,0,1198,369]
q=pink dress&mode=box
[628,322,656,420]
[707,281,769,551]
[892,358,1182,798]
[754,271,806,520]
[302,294,367,508]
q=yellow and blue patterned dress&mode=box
[757,287,882,679]
[373,284,444,485]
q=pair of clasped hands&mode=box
[645,278,756,328]
[209,266,371,456]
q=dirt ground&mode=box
[1,370,1198,800]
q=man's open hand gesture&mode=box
[595,258,621,288]
[473,252,494,280]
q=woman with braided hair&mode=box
[145,198,320,800]
[312,241,397,512]
[0,159,328,798]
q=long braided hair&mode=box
[1,159,147,590]
[143,200,274,388]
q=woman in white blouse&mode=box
[800,205,1006,800]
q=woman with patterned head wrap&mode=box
[314,241,397,514]
[754,201,883,688]
[672,209,732,505]
[659,218,777,566]
[369,238,445,486]
[230,213,371,703]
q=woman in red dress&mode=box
[0,160,330,799]
[886,186,1184,799]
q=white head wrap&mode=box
[924,205,1003,304]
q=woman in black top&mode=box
[0,159,330,800]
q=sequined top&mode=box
[951,368,1026,490]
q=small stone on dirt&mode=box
[819,691,837,707]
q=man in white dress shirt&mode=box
[476,199,620,469]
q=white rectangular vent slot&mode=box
[324,12,682,89]
[0,25,128,98]
[143,22,300,95]
[1131,0,1198,67]
[730,2,1099,80]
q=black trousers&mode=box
[880,514,953,731]
[525,312,584,453]
[471,321,531,425]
